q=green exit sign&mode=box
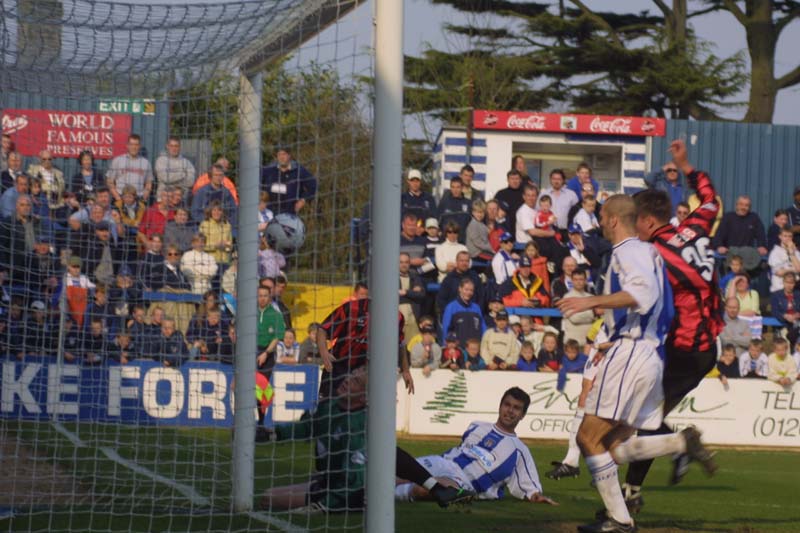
[98,99,155,116]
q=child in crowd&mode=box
[481,311,519,370]
[299,322,322,364]
[719,255,744,293]
[258,191,274,235]
[574,194,600,234]
[535,195,557,233]
[484,295,505,329]
[519,315,559,355]
[463,337,485,371]
[276,328,301,364]
[83,318,106,365]
[516,341,538,372]
[406,315,434,352]
[410,324,441,377]
[767,337,798,387]
[258,234,286,279]
[536,332,561,373]
[557,339,588,390]
[109,331,135,364]
[441,332,464,371]
[716,344,741,388]
[739,338,768,378]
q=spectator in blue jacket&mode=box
[565,162,599,200]
[557,339,588,391]
[191,164,238,228]
[441,278,486,345]
[770,272,800,345]
[401,169,436,222]
[436,251,484,316]
[260,145,317,215]
[149,316,189,367]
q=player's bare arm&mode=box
[557,291,637,319]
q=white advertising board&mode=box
[396,370,800,447]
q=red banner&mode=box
[1,108,132,159]
[473,110,666,137]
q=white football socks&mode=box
[422,477,437,491]
[611,433,687,465]
[586,452,632,525]
[394,483,415,502]
[561,408,584,467]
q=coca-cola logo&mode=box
[506,113,546,130]
[1,114,29,134]
[483,113,498,126]
[641,120,655,133]
[589,116,632,134]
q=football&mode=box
[265,213,307,254]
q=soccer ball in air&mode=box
[265,213,306,254]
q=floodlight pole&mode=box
[232,69,262,512]
[367,0,403,530]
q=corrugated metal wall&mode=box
[0,92,170,177]
[651,120,800,224]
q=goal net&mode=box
[0,0,376,531]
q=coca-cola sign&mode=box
[473,110,665,137]
[506,113,547,130]
[0,108,132,159]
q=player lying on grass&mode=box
[395,386,558,506]
[259,367,473,512]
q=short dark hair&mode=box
[460,164,475,175]
[722,343,736,353]
[775,208,789,217]
[354,281,369,292]
[571,269,587,278]
[577,162,591,173]
[523,184,539,195]
[501,386,531,415]
[539,194,552,204]
[677,201,690,210]
[549,169,566,181]
[128,134,141,142]
[773,337,789,347]
[507,169,521,179]
[633,188,672,225]
[450,176,463,186]
[564,339,580,352]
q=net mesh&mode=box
[0,0,374,531]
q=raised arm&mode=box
[672,139,718,236]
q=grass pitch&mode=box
[1,421,798,532]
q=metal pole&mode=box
[367,0,403,530]
[52,271,68,423]
[232,70,262,512]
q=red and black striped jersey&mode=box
[649,170,723,352]
[320,298,404,367]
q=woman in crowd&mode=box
[200,200,234,266]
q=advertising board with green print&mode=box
[396,370,800,447]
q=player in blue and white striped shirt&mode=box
[558,195,715,533]
[395,387,557,506]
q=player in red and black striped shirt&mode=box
[625,139,723,509]
[316,292,410,400]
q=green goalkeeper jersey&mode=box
[275,400,367,511]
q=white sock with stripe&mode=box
[394,483,415,502]
[611,433,686,465]
[561,408,584,467]
[586,452,632,525]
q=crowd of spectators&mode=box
[398,157,800,385]
[0,132,317,369]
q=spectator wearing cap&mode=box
[491,231,517,284]
[409,324,441,377]
[61,256,95,328]
[110,264,143,316]
[193,157,239,205]
[466,199,494,262]
[561,269,595,344]
[498,255,550,310]
[479,310,520,370]
[768,209,790,250]
[419,217,442,283]
[437,176,472,242]
[27,235,58,302]
[494,169,525,237]
[401,169,437,223]
[435,222,469,282]
[260,145,317,215]
[82,220,123,286]
[644,161,687,215]
[441,278,486,348]
[181,233,219,295]
[539,169,578,231]
[399,252,426,341]
[436,250,485,315]
[484,293,505,329]
[24,300,56,356]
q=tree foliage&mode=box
[170,63,371,279]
